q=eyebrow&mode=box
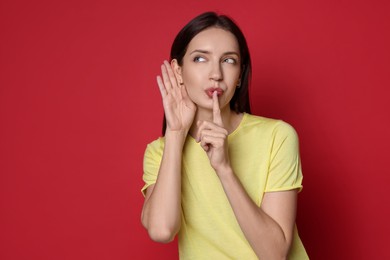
[189,49,240,56]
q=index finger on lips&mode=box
[213,91,223,126]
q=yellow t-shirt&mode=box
[142,113,308,259]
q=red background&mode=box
[1,0,389,259]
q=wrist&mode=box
[164,129,188,145]
[215,163,233,179]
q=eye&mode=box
[223,58,237,64]
[193,56,206,62]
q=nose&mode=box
[209,62,223,82]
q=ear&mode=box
[171,59,183,83]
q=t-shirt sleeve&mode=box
[265,121,303,192]
[141,138,164,196]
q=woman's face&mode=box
[175,27,241,111]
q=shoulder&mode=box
[144,137,165,157]
[243,113,298,138]
[146,136,165,148]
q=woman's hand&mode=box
[157,60,196,134]
[196,91,230,173]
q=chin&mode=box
[193,101,213,110]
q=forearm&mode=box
[218,167,292,259]
[142,131,187,242]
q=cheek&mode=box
[226,68,241,85]
[181,73,197,99]
[182,70,202,89]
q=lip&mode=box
[205,87,224,98]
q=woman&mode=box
[141,12,308,259]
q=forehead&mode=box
[186,27,240,54]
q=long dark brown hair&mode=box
[162,12,252,135]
